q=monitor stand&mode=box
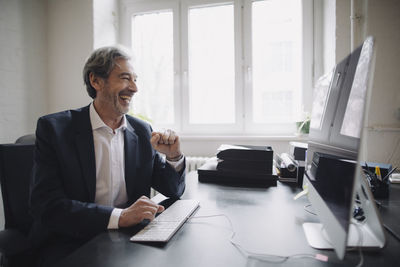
[303,173,386,250]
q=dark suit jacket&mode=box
[29,105,185,247]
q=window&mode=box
[251,0,301,124]
[131,11,174,124]
[188,5,235,124]
[120,0,313,135]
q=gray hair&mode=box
[83,46,131,99]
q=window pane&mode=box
[131,11,174,124]
[188,5,235,124]
[310,71,333,130]
[252,0,301,123]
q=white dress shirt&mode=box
[89,103,184,229]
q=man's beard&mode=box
[113,94,130,114]
[103,86,130,115]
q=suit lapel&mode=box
[124,121,138,201]
[74,105,97,202]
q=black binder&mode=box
[216,159,273,174]
[198,158,277,187]
[216,144,273,162]
[216,144,273,174]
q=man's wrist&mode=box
[108,208,123,229]
[166,153,184,162]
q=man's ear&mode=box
[89,72,104,92]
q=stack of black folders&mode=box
[197,144,278,187]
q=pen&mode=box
[375,166,382,181]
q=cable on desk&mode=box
[304,204,316,215]
[353,222,364,267]
[383,223,400,242]
[344,223,364,266]
[189,214,328,264]
[375,199,400,208]
[187,214,235,236]
[301,202,365,266]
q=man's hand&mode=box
[151,129,182,160]
[118,196,165,228]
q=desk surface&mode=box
[58,172,400,267]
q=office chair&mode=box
[14,134,35,145]
[0,143,36,267]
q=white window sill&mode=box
[180,135,308,142]
[180,134,308,157]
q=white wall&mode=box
[0,0,96,231]
[47,0,122,113]
[317,0,351,74]
[318,0,400,167]
[0,0,104,231]
[0,0,48,229]
[322,0,336,73]
[335,0,351,63]
[363,0,400,167]
[93,0,119,49]
[0,0,48,144]
[0,0,100,140]
[47,0,94,113]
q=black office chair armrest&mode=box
[0,229,31,256]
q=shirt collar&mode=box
[89,102,127,132]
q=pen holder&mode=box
[363,169,390,199]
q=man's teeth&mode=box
[120,95,131,103]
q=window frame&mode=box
[120,0,182,131]
[242,0,314,135]
[119,0,314,136]
[181,0,243,135]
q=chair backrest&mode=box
[0,144,35,235]
[15,134,36,145]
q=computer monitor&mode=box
[303,36,386,260]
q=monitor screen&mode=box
[340,40,374,139]
[310,71,333,131]
[308,43,363,156]
[340,89,366,139]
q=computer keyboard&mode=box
[130,199,200,242]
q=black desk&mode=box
[58,172,400,267]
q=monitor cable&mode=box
[188,214,328,264]
[304,203,316,215]
[352,222,364,267]
[303,203,365,267]
[383,223,400,242]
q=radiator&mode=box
[185,156,211,173]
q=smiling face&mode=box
[92,58,138,120]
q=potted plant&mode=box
[295,113,310,135]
